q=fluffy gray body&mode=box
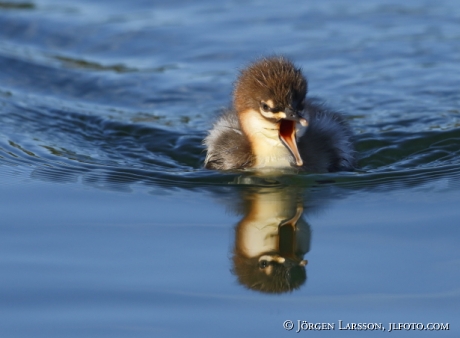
[204,100,355,172]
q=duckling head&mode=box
[232,253,307,294]
[234,57,308,167]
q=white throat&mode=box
[239,190,297,257]
[240,109,293,168]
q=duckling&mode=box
[204,57,355,172]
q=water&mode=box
[0,0,459,336]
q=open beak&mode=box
[279,109,308,167]
[278,206,303,258]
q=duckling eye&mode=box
[261,103,271,112]
[259,260,269,269]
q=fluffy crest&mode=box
[233,56,307,112]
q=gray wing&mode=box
[203,110,254,170]
[299,100,355,172]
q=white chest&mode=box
[252,140,293,168]
[240,110,294,168]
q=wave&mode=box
[1,93,460,193]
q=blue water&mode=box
[1,0,459,337]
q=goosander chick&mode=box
[204,57,355,172]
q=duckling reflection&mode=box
[232,187,311,294]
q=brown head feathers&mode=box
[233,56,307,113]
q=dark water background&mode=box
[1,0,459,337]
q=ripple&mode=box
[1,90,460,193]
[357,128,460,171]
[54,55,178,74]
[0,2,34,10]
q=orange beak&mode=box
[279,113,308,167]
